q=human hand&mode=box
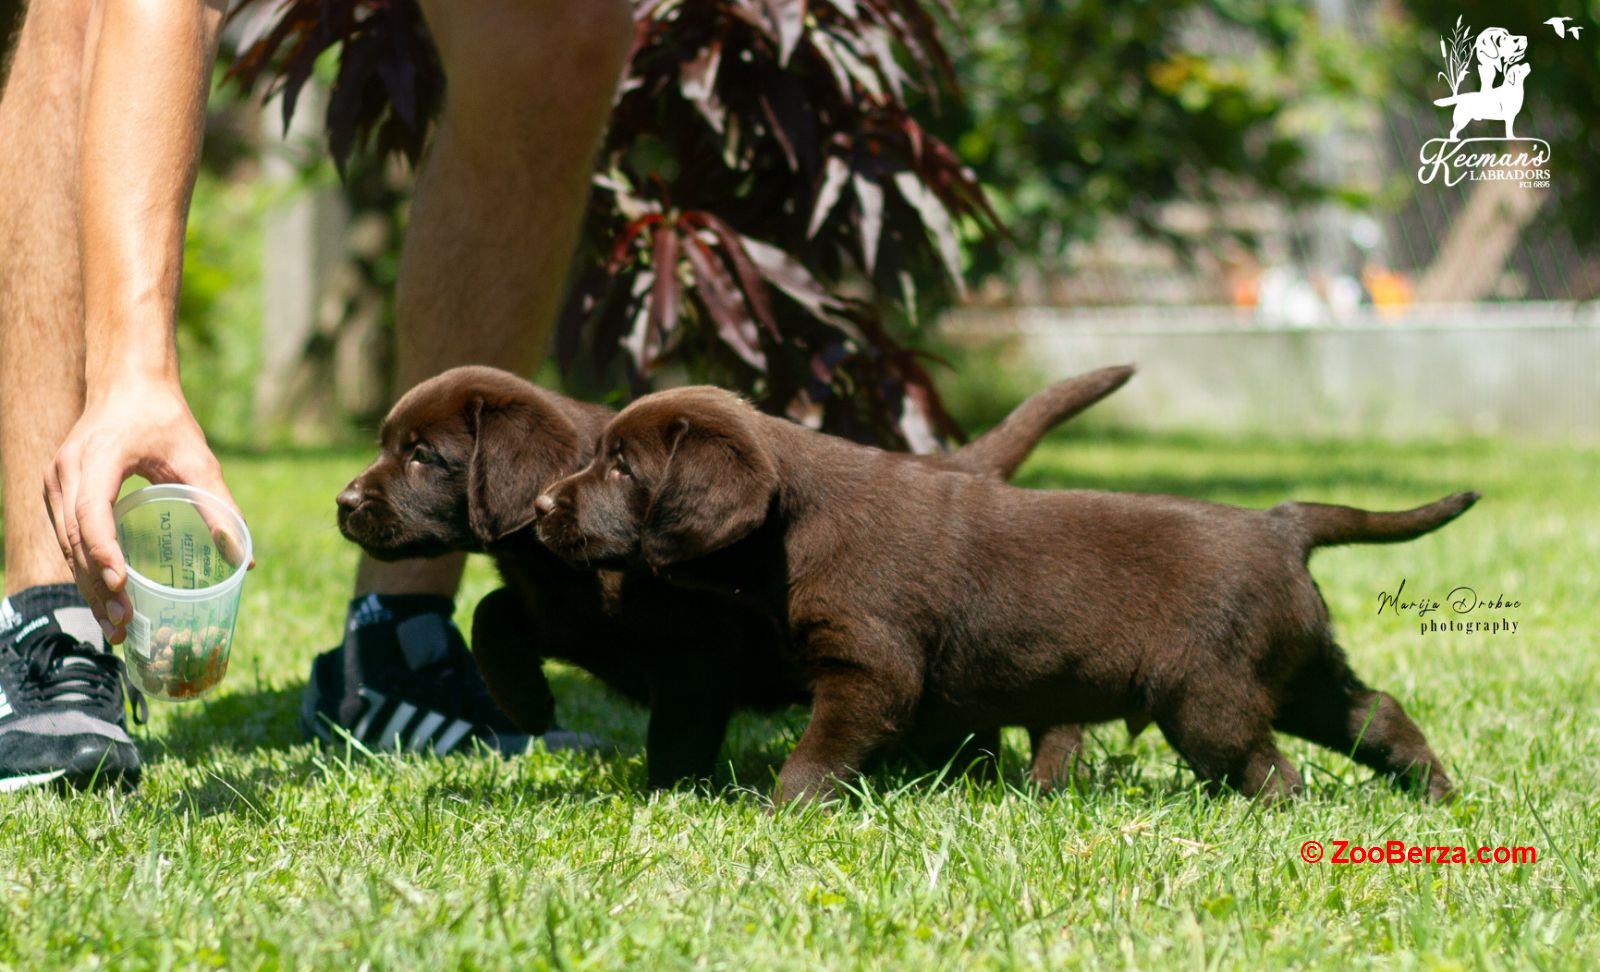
[43,378,244,644]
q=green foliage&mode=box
[939,0,1397,277]
[0,1,19,48]
[0,426,1595,966]
[174,170,268,448]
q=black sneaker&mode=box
[0,584,143,791]
[303,594,543,755]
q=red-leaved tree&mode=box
[227,0,998,448]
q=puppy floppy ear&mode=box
[467,396,580,545]
[641,416,777,569]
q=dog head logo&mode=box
[1418,18,1551,188]
[1473,27,1528,91]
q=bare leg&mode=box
[0,0,93,594]
[354,0,633,599]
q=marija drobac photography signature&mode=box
[1377,579,1522,635]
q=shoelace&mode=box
[16,631,147,725]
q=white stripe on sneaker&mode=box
[377,702,418,750]
[407,711,447,751]
[0,768,68,793]
[432,719,473,754]
[352,687,387,739]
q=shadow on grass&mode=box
[165,759,326,820]
[134,666,1187,808]
[140,684,307,763]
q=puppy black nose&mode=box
[534,494,557,516]
[337,487,364,512]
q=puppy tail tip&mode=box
[1282,490,1480,549]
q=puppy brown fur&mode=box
[337,364,1133,786]
[537,386,1476,804]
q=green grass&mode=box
[1,429,1596,969]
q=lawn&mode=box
[0,425,1595,969]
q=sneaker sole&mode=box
[0,768,68,792]
[0,729,141,793]
[0,760,140,793]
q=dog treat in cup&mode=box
[113,484,252,702]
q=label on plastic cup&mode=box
[126,612,153,660]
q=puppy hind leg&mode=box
[1028,723,1086,791]
[1275,654,1454,802]
[1156,693,1303,803]
[645,694,732,790]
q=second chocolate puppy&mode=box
[536,387,1476,805]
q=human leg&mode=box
[310,0,633,750]
[352,0,634,601]
[0,0,139,790]
[0,0,93,596]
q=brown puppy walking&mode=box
[336,365,1133,786]
[536,386,1476,805]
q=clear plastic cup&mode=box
[113,484,252,702]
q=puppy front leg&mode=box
[776,668,915,806]
[645,692,732,789]
[470,587,556,735]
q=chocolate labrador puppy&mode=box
[535,386,1477,805]
[337,364,1133,786]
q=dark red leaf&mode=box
[686,237,768,370]
[763,0,808,66]
[852,174,885,274]
[686,213,781,341]
[609,214,665,270]
[645,224,683,369]
[679,41,726,133]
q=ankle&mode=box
[1,583,87,631]
[344,593,456,633]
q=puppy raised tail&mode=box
[1277,491,1480,550]
[955,365,1136,479]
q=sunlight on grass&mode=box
[0,431,1595,967]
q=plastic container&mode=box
[113,484,252,702]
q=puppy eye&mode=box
[609,455,633,480]
[410,444,441,467]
